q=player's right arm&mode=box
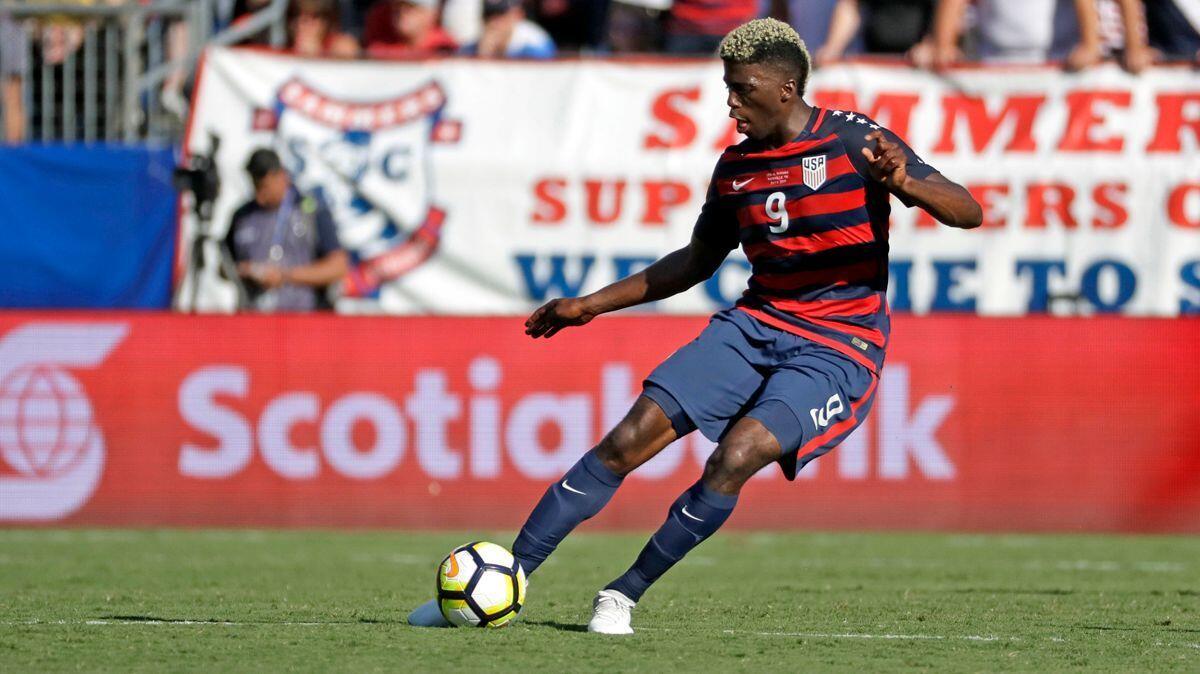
[524,234,730,339]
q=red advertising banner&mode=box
[1,314,1197,532]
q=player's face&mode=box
[723,61,792,141]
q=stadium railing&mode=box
[0,0,287,143]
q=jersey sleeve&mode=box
[841,122,938,206]
[691,168,739,252]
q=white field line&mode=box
[639,626,1007,642]
[3,620,1016,641]
[4,620,329,626]
[6,620,1200,651]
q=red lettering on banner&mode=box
[1025,183,1078,228]
[810,91,921,138]
[531,178,567,224]
[1147,93,1200,152]
[644,87,700,150]
[973,184,1011,229]
[584,179,626,225]
[1057,91,1131,152]
[531,178,707,227]
[1092,183,1128,229]
[713,119,741,150]
[916,184,1007,229]
[642,181,692,225]
[933,95,1044,153]
[1168,183,1200,229]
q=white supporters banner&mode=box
[182,48,1200,316]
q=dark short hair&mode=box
[245,148,284,184]
[719,19,811,96]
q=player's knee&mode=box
[594,420,643,475]
[703,440,763,492]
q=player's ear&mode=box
[780,78,796,102]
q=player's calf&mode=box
[598,417,782,616]
[511,395,678,576]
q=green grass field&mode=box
[1,529,1197,672]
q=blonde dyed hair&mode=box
[719,18,811,93]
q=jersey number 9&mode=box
[766,192,789,234]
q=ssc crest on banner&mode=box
[257,79,461,298]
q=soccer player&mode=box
[409,17,981,633]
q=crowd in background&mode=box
[2,0,1200,143]
[236,0,1200,67]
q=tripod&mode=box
[174,135,247,312]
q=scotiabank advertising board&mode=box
[0,314,1197,532]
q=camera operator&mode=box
[225,148,348,312]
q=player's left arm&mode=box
[861,130,983,229]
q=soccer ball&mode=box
[436,541,527,628]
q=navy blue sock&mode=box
[511,450,623,576]
[605,481,737,602]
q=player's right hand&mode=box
[524,297,595,339]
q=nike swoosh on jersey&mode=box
[561,479,586,496]
[732,178,754,191]
[680,506,704,522]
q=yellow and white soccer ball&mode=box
[436,541,527,627]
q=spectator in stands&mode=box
[230,0,274,24]
[364,0,458,56]
[1144,0,1200,62]
[813,0,934,65]
[1084,0,1154,72]
[1,11,27,143]
[442,0,483,48]
[340,0,378,37]
[527,0,607,52]
[607,0,670,53]
[289,0,361,58]
[927,0,1103,70]
[226,149,348,313]
[784,0,841,56]
[663,0,757,54]
[223,0,277,46]
[462,0,556,58]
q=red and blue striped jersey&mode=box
[693,107,938,373]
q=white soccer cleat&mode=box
[407,598,450,628]
[587,589,635,635]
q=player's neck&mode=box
[760,103,814,149]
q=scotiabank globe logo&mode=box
[0,323,127,521]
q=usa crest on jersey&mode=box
[802,155,826,190]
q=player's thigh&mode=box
[594,394,679,475]
[642,313,767,444]
[746,348,877,465]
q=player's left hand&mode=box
[861,131,909,191]
[524,297,595,339]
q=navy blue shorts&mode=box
[643,308,878,475]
